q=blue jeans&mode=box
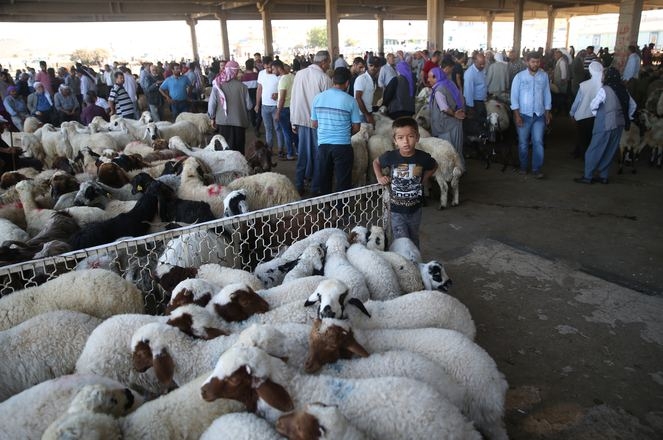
[278,107,296,158]
[516,113,545,173]
[583,127,623,179]
[316,144,354,195]
[295,126,318,193]
[261,105,283,151]
[170,100,189,119]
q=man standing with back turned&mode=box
[510,51,552,179]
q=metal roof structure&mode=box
[1,0,662,23]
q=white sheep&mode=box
[201,345,481,440]
[281,243,325,285]
[225,171,301,211]
[0,217,29,243]
[61,121,118,157]
[175,111,215,142]
[176,157,227,217]
[0,268,144,331]
[346,239,402,300]
[203,133,231,151]
[350,123,371,186]
[276,402,368,440]
[0,374,142,440]
[155,230,232,282]
[165,277,220,312]
[417,137,464,209]
[0,310,102,401]
[309,318,509,440]
[388,236,422,264]
[366,133,394,183]
[169,135,250,184]
[389,236,453,291]
[322,233,370,302]
[145,120,201,147]
[201,412,284,440]
[33,123,70,167]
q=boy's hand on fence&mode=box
[377,175,390,185]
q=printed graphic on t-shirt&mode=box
[391,163,423,208]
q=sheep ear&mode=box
[338,291,348,306]
[347,298,371,318]
[342,333,370,358]
[256,379,294,412]
[132,340,153,372]
[304,292,320,307]
[279,259,299,274]
[202,327,229,340]
[153,348,177,389]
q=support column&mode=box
[325,0,340,59]
[216,12,231,60]
[377,13,385,54]
[187,16,200,61]
[257,1,274,57]
[565,17,571,50]
[486,11,495,51]
[512,0,524,56]
[545,6,557,52]
[426,0,445,51]
[613,0,644,72]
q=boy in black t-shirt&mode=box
[373,116,437,247]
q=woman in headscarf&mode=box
[208,60,253,155]
[428,59,466,167]
[382,61,415,120]
[569,61,603,158]
[574,66,636,184]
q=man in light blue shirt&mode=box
[463,53,488,137]
[510,51,552,179]
[311,67,361,196]
[622,45,641,82]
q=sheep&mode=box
[281,243,325,285]
[201,345,481,440]
[417,137,464,209]
[389,236,453,292]
[145,120,201,147]
[201,412,284,440]
[222,188,249,217]
[0,217,28,243]
[130,170,181,195]
[152,179,216,224]
[0,374,141,440]
[204,133,231,151]
[23,115,42,133]
[246,138,276,174]
[0,268,144,331]
[346,238,402,300]
[166,303,231,340]
[176,157,228,217]
[61,121,118,157]
[0,310,102,401]
[67,179,159,250]
[322,233,370,301]
[156,261,263,296]
[388,236,422,264]
[175,111,215,142]
[618,124,642,174]
[276,402,368,440]
[169,135,250,184]
[120,373,245,439]
[366,133,394,183]
[306,318,509,440]
[72,181,138,214]
[33,123,70,167]
[225,171,301,211]
[165,277,222,313]
[350,123,371,186]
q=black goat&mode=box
[68,181,160,250]
[152,180,216,224]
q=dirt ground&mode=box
[257,113,663,439]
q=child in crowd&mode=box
[373,116,437,247]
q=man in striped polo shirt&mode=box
[108,71,135,119]
[310,67,362,196]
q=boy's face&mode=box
[393,126,419,157]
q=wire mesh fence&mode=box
[0,184,388,314]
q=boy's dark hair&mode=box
[525,51,541,61]
[114,71,125,79]
[272,59,284,70]
[332,67,351,85]
[245,58,255,70]
[440,58,455,69]
[352,57,365,66]
[391,116,419,136]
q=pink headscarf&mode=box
[212,60,241,116]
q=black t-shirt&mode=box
[379,149,437,214]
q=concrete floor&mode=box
[260,113,663,439]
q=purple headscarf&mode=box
[429,66,463,110]
[396,61,414,97]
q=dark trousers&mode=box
[574,117,595,158]
[315,144,354,196]
[218,125,246,155]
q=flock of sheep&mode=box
[0,222,509,439]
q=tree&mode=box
[307,27,327,49]
[345,37,359,48]
[70,48,110,66]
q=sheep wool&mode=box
[0,269,144,331]
[200,412,284,440]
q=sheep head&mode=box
[420,260,453,292]
[165,278,217,314]
[277,403,346,440]
[210,283,269,322]
[304,318,369,373]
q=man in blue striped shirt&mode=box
[510,51,552,179]
[310,67,362,196]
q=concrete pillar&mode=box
[187,16,200,61]
[325,0,340,59]
[512,0,524,56]
[546,6,557,52]
[377,13,385,54]
[427,0,445,51]
[613,0,644,72]
[257,1,274,57]
[565,17,570,50]
[215,12,231,60]
[486,11,495,50]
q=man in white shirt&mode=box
[354,56,380,125]
[622,45,641,82]
[377,53,397,89]
[334,54,349,69]
[255,58,283,154]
